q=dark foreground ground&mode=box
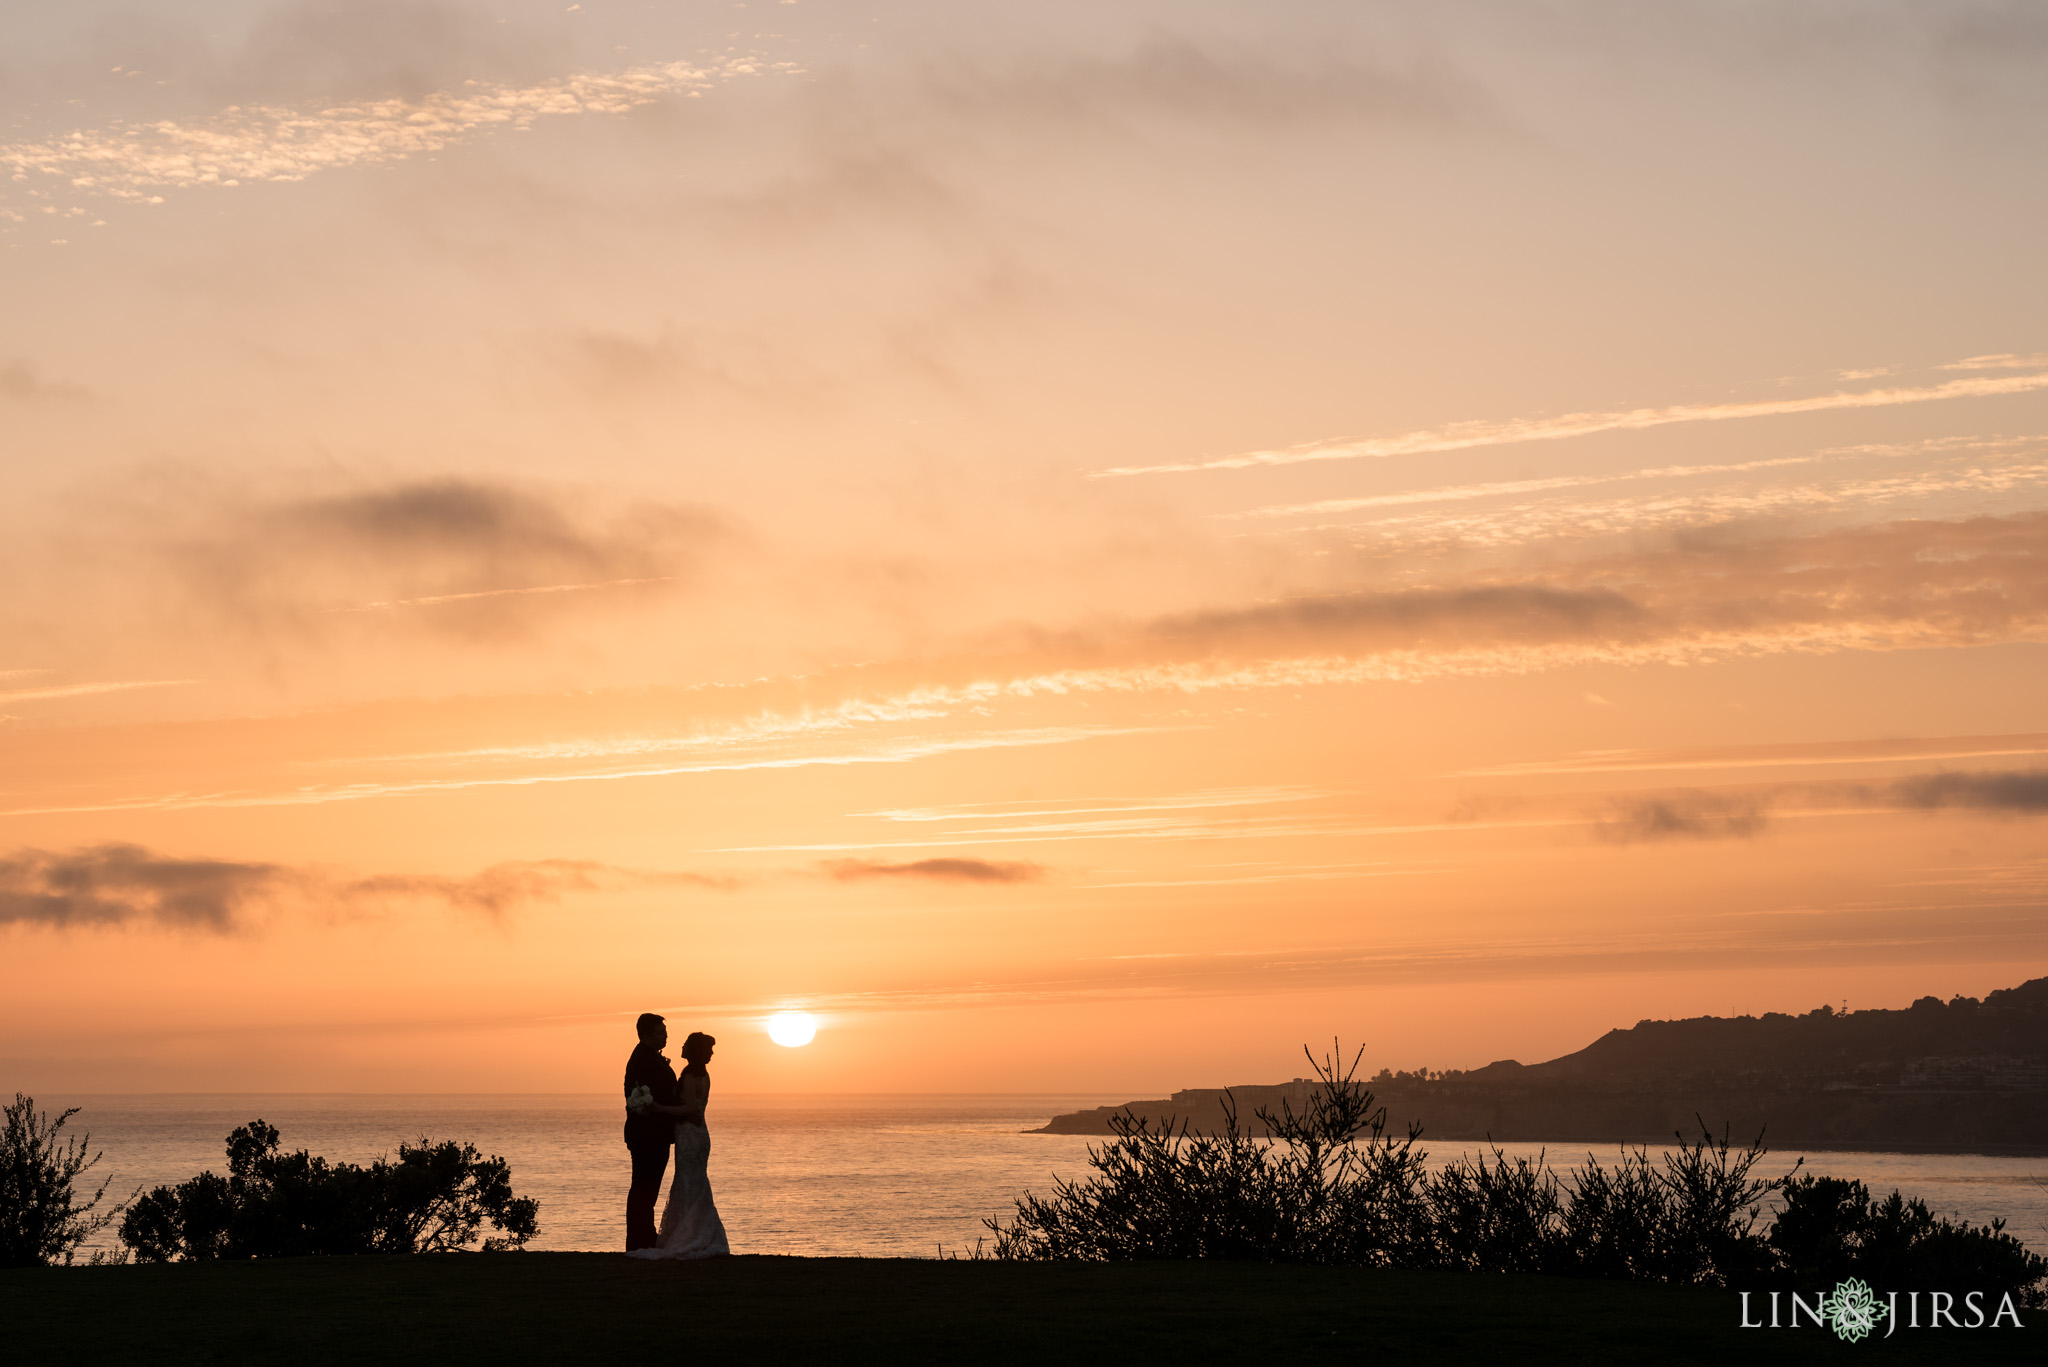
[2,1255,2026,1365]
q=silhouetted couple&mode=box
[622,1013,730,1258]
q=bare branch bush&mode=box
[0,1093,131,1267]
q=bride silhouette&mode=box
[628,1031,730,1259]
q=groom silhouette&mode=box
[623,1012,683,1251]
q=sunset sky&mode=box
[6,1,2048,1096]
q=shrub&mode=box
[120,1119,539,1261]
[988,1046,1787,1284]
[985,1043,2042,1306]
[1556,1125,1783,1286]
[1771,1174,2047,1308]
[987,1046,1430,1263]
[0,1093,129,1267]
[1423,1146,1564,1273]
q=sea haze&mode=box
[48,1094,2048,1258]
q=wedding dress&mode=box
[628,1068,730,1259]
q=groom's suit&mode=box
[623,1043,680,1251]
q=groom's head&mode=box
[636,1013,667,1049]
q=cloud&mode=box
[654,902,2048,1018]
[153,476,722,639]
[0,844,664,932]
[1326,446,2048,552]
[0,360,86,401]
[335,577,673,613]
[1143,585,1649,657]
[640,26,1494,238]
[0,679,194,705]
[40,508,2048,815]
[1459,730,2048,778]
[18,506,2048,822]
[725,809,1474,855]
[0,845,281,931]
[1939,354,2048,371]
[2,725,1160,818]
[846,510,2048,697]
[229,0,567,106]
[821,857,1046,883]
[1889,769,2048,813]
[1573,766,2048,845]
[1167,510,2048,675]
[856,787,1324,823]
[1235,454,1835,520]
[922,32,1488,131]
[331,862,610,919]
[288,479,671,566]
[0,53,787,202]
[1593,792,1770,843]
[559,328,823,408]
[1095,368,2048,478]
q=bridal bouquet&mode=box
[625,1085,656,1115]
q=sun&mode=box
[767,1010,817,1048]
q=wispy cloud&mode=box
[1235,454,1832,520]
[0,678,194,704]
[717,813,1564,854]
[822,857,1045,883]
[333,576,674,613]
[647,907,2048,1017]
[1939,354,2048,371]
[952,512,2048,699]
[854,787,1325,823]
[1086,861,1440,889]
[1459,731,2048,778]
[349,696,958,769]
[1198,511,2048,679]
[0,726,1162,818]
[1328,447,2048,549]
[37,509,2048,821]
[0,57,793,202]
[1094,370,2048,478]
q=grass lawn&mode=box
[2,1255,2024,1364]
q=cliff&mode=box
[1037,977,2048,1153]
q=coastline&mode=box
[1031,1113,2048,1159]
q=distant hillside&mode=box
[1038,977,2048,1153]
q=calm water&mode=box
[45,1094,2048,1257]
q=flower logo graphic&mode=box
[1819,1278,1888,1343]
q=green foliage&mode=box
[120,1120,539,1261]
[0,1093,129,1267]
[986,1044,2044,1307]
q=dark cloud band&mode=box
[0,845,624,932]
[822,857,1045,883]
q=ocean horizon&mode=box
[41,1092,2048,1259]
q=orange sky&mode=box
[5,1,2048,1096]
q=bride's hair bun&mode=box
[683,1031,717,1054]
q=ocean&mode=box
[45,1093,2048,1258]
